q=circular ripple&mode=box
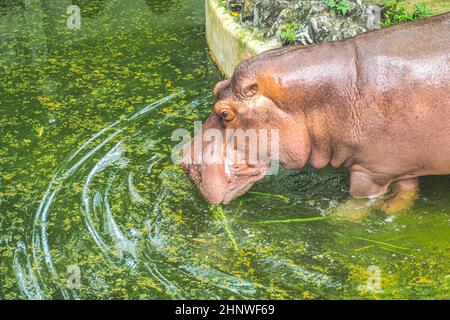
[16,92,271,299]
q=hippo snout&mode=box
[180,155,269,205]
[180,158,230,204]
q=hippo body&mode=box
[181,13,450,209]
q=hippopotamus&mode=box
[180,13,450,215]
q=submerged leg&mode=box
[382,178,419,215]
[331,170,389,221]
[332,197,381,221]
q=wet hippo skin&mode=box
[181,13,450,214]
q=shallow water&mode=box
[0,0,449,299]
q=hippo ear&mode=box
[242,82,258,98]
[214,80,231,98]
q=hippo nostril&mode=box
[230,164,251,176]
[232,164,249,171]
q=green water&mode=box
[0,0,449,299]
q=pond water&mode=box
[0,0,449,299]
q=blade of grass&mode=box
[354,237,413,251]
[247,191,289,201]
[252,215,335,224]
[210,205,238,251]
[354,244,409,255]
[354,245,375,252]
[377,245,410,256]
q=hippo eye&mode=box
[219,109,235,121]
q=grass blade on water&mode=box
[354,237,413,251]
[251,215,335,224]
[247,191,289,201]
[210,205,238,251]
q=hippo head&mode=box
[180,52,312,204]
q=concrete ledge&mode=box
[205,0,281,78]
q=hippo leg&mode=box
[330,170,390,221]
[348,170,390,199]
[332,197,381,221]
[381,178,419,215]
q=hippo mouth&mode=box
[221,162,268,204]
[180,159,269,204]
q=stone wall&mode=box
[205,0,280,78]
[207,0,449,77]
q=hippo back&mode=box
[352,13,450,175]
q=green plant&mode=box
[280,22,299,45]
[324,0,337,10]
[382,1,433,27]
[336,0,351,16]
[324,0,352,16]
[413,4,433,19]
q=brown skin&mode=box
[181,13,450,210]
